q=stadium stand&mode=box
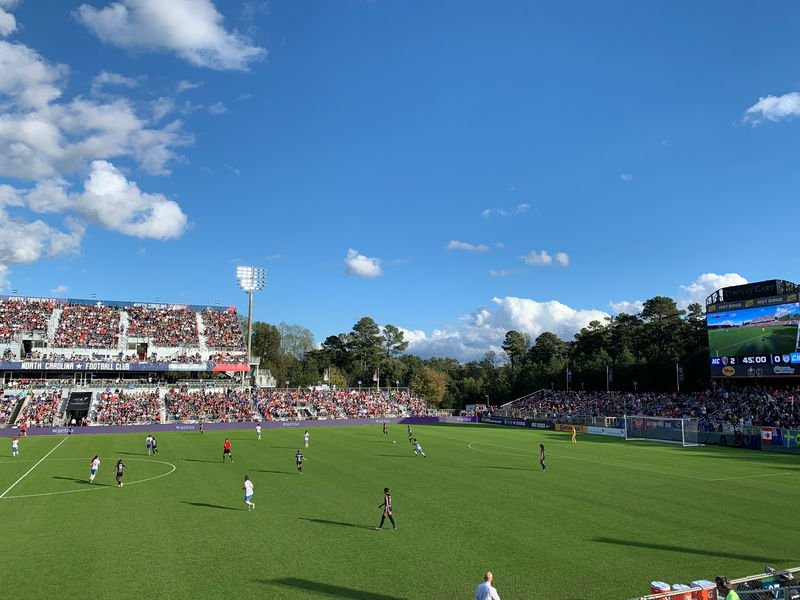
[201,309,245,350]
[126,306,199,347]
[54,303,120,348]
[0,299,55,342]
[18,390,64,426]
[93,389,163,425]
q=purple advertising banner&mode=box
[0,415,478,437]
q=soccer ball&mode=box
[393,440,396,444]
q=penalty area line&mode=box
[0,436,68,499]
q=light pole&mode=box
[236,266,267,384]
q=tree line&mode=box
[245,296,711,409]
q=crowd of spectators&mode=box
[164,387,255,421]
[253,389,425,420]
[127,307,199,347]
[0,393,19,423]
[208,352,248,364]
[18,390,64,426]
[502,384,800,429]
[93,389,162,425]
[0,299,55,342]
[201,310,245,350]
[54,304,120,348]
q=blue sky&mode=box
[1,0,799,360]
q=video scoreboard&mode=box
[706,280,800,378]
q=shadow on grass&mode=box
[263,577,409,599]
[377,454,411,458]
[52,476,111,486]
[298,517,374,530]
[117,451,145,456]
[482,465,536,472]
[253,469,293,475]
[182,458,222,463]
[593,537,789,562]
[181,501,240,511]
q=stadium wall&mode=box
[0,415,478,437]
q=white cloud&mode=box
[264,253,282,261]
[520,250,552,266]
[0,40,66,109]
[744,92,800,124]
[678,272,748,308]
[0,208,83,267]
[403,296,609,361]
[620,173,633,182]
[494,241,504,248]
[446,240,489,252]
[490,269,517,277]
[481,208,507,218]
[555,252,569,267]
[75,0,266,71]
[345,248,382,278]
[75,160,188,240]
[608,300,644,315]
[0,4,16,37]
[208,101,227,115]
[90,70,138,96]
[50,284,68,295]
[515,203,530,212]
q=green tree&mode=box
[501,330,529,368]
[410,366,448,406]
[528,332,566,365]
[641,296,685,359]
[277,321,315,360]
[382,324,409,357]
[250,321,281,367]
[349,317,384,377]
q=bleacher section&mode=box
[0,296,249,381]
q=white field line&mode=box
[0,437,68,498]
[465,441,793,483]
[1,458,176,500]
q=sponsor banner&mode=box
[480,417,551,429]
[555,424,588,434]
[587,426,625,437]
[0,415,479,437]
[0,361,249,372]
[710,362,799,378]
[530,422,549,429]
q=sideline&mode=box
[0,437,68,498]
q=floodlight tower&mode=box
[236,266,267,382]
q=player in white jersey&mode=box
[256,424,262,440]
[89,455,100,482]
[243,475,255,510]
[304,430,309,448]
[145,435,153,455]
[11,436,19,457]
[412,439,426,457]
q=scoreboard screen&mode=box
[708,297,800,378]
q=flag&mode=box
[762,428,773,442]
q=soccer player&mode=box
[539,444,546,471]
[375,487,396,530]
[151,436,159,455]
[11,436,19,457]
[413,439,426,457]
[256,424,262,440]
[407,425,412,441]
[89,455,100,483]
[20,422,27,437]
[114,459,128,487]
[243,475,255,511]
[223,439,233,463]
[146,434,153,455]
[382,422,387,436]
[304,430,309,448]
[295,449,307,474]
[199,422,204,434]
[571,426,577,444]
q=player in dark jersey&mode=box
[407,425,412,441]
[114,459,128,487]
[376,487,396,530]
[199,422,204,434]
[151,436,158,455]
[223,439,233,463]
[382,422,387,435]
[295,450,307,474]
[539,444,546,471]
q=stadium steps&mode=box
[196,314,209,352]
[11,391,33,425]
[47,309,61,340]
[118,311,130,354]
[6,395,25,426]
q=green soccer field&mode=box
[1,424,799,600]
[707,325,799,357]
